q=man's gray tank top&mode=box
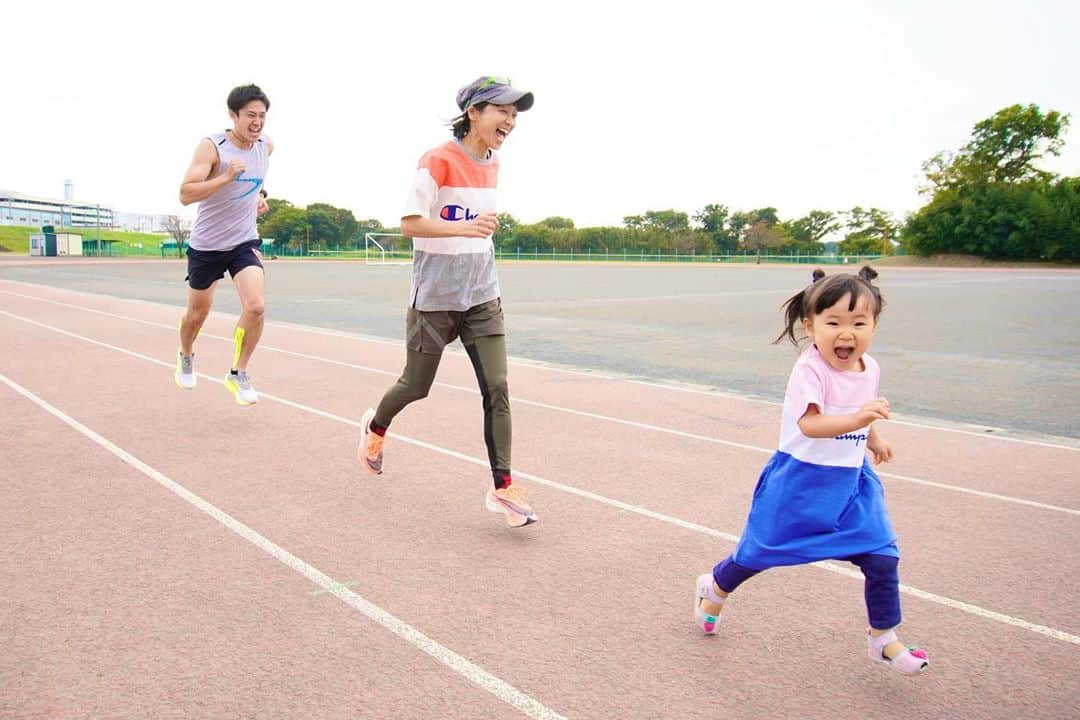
[188,132,269,251]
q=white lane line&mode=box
[1,297,1076,516]
[0,371,565,720]
[3,283,1077,453]
[2,310,1078,647]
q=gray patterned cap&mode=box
[456,76,534,112]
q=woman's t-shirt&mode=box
[403,140,500,311]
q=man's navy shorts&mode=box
[185,239,263,290]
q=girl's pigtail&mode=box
[774,269,825,345]
[857,265,885,313]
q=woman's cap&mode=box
[456,76,534,112]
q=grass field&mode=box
[0,225,170,256]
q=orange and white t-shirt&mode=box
[403,140,500,311]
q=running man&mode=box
[175,84,272,405]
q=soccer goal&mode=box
[364,232,411,265]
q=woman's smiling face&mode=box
[469,102,518,151]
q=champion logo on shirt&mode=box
[439,204,479,222]
[835,432,868,446]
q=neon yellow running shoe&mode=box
[223,370,258,405]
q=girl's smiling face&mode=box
[803,292,878,372]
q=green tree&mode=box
[840,207,897,256]
[741,207,780,227]
[305,207,341,249]
[1043,178,1080,260]
[966,104,1069,184]
[784,210,838,251]
[903,181,1080,260]
[258,200,309,253]
[742,220,787,262]
[258,197,291,222]
[494,212,520,250]
[621,210,692,253]
[306,203,359,248]
[575,226,617,252]
[693,203,740,254]
[497,212,519,233]
[512,221,557,251]
[727,211,753,251]
[539,216,575,230]
[642,209,690,233]
[905,104,1076,260]
[921,104,1070,193]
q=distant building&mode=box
[112,211,172,233]
[0,189,114,229]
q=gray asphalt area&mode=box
[3,257,1078,443]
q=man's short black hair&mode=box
[227,84,270,114]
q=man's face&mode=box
[230,100,267,144]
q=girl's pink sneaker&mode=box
[694,574,724,635]
[867,629,928,674]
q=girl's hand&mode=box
[856,397,891,426]
[867,430,894,464]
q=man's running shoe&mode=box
[175,351,196,389]
[223,370,258,405]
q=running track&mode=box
[1,278,1077,719]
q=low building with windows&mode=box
[0,190,114,229]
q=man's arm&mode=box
[179,139,243,206]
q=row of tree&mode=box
[165,199,899,260]
[257,201,385,254]
[164,104,1075,262]
[249,203,900,259]
[492,205,898,258]
[162,200,387,258]
[251,199,901,259]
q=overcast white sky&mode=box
[2,0,1077,229]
